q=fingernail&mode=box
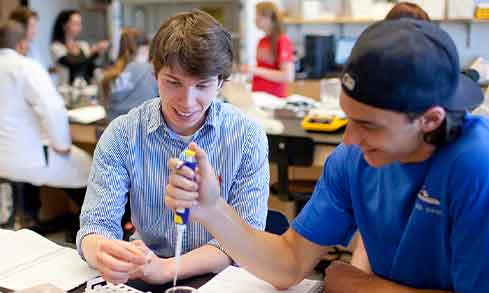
[176,160,184,170]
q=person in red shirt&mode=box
[247,1,294,98]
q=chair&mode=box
[267,135,317,214]
[265,210,289,235]
[0,178,18,228]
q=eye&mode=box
[196,84,209,89]
[166,80,180,86]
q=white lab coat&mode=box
[0,49,90,188]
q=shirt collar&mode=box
[146,98,220,136]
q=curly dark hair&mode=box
[51,9,80,44]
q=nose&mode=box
[179,86,199,107]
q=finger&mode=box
[189,143,212,175]
[128,265,144,280]
[169,173,198,191]
[97,251,135,274]
[165,184,199,201]
[131,240,150,255]
[100,240,146,266]
[101,270,129,285]
[165,195,196,209]
[168,158,183,172]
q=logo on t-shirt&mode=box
[417,188,440,206]
[415,186,442,216]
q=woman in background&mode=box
[100,27,158,121]
[247,1,294,98]
[51,9,109,84]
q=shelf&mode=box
[284,16,489,25]
[122,0,235,4]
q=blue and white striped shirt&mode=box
[77,98,269,258]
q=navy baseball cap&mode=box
[341,19,483,113]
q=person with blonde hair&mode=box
[245,1,294,98]
[100,27,157,121]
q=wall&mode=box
[264,0,489,67]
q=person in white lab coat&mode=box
[0,21,91,233]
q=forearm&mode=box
[362,277,451,293]
[253,64,294,83]
[167,245,231,280]
[199,198,303,289]
[325,262,451,293]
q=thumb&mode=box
[189,142,212,176]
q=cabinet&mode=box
[121,0,241,60]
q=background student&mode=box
[0,21,92,241]
[51,9,109,84]
[100,27,158,122]
[243,1,294,98]
[8,7,38,58]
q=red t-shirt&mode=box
[252,34,294,98]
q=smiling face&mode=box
[157,65,220,136]
[255,12,272,33]
[340,91,436,167]
[64,13,82,39]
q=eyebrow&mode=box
[162,73,217,83]
[350,118,380,127]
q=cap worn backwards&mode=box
[341,19,483,113]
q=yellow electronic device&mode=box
[301,113,348,132]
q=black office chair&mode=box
[265,209,289,235]
[267,135,317,214]
[0,178,18,228]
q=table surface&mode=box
[273,117,343,145]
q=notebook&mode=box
[198,266,324,293]
[0,229,99,291]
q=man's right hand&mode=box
[165,142,221,222]
[90,237,146,284]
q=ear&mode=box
[419,106,446,132]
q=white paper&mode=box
[68,105,106,124]
[447,0,475,19]
[198,266,324,293]
[0,229,99,291]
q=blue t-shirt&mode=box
[292,114,489,292]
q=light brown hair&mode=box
[0,21,25,49]
[101,27,149,103]
[9,7,38,30]
[149,9,233,81]
[385,2,431,21]
[256,1,284,61]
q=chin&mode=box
[363,154,394,168]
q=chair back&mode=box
[265,209,289,235]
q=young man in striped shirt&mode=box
[77,10,269,285]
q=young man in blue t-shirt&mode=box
[165,19,488,292]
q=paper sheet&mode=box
[0,229,99,291]
[198,266,324,293]
[68,105,106,124]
